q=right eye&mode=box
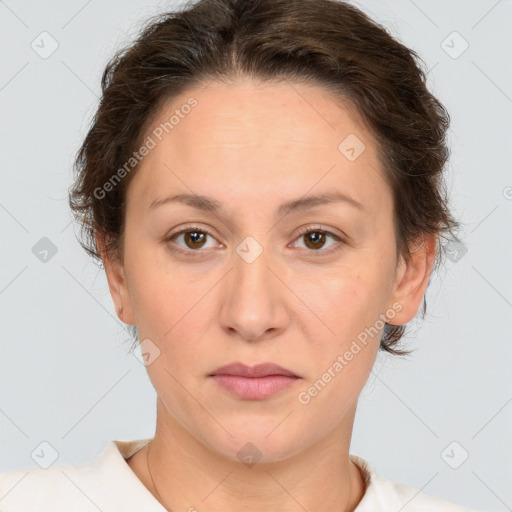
[165,225,223,256]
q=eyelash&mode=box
[165,224,345,258]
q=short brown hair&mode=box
[68,0,461,356]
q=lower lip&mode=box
[210,374,300,400]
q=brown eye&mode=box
[182,230,207,249]
[167,226,220,255]
[292,227,343,255]
[303,231,327,250]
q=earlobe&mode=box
[386,234,437,325]
[95,232,136,325]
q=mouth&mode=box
[208,362,301,400]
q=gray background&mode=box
[1,0,511,510]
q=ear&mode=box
[95,232,136,325]
[386,233,438,325]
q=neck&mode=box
[127,401,367,512]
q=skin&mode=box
[97,77,437,512]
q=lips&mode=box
[209,362,299,378]
[209,362,301,400]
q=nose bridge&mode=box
[232,234,275,301]
[219,233,288,340]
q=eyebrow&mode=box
[149,191,365,217]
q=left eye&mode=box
[292,229,341,252]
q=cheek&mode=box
[297,267,390,377]
[123,232,189,316]
[304,268,383,328]
[297,274,382,405]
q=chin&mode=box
[201,417,308,465]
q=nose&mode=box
[218,241,290,342]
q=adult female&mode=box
[0,0,477,510]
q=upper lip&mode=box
[209,362,299,378]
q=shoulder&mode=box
[371,474,479,511]
[0,461,101,511]
[351,455,479,512]
[0,439,158,512]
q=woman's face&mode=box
[102,78,433,462]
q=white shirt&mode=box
[0,438,478,511]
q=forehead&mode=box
[128,79,389,217]
[161,78,373,153]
